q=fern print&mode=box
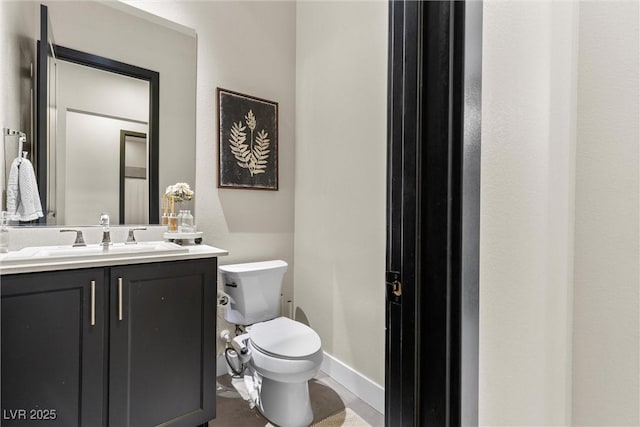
[245,110,257,151]
[252,130,270,175]
[218,88,277,190]
[229,110,270,177]
[228,121,251,170]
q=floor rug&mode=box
[311,408,372,427]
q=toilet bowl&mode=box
[219,261,323,427]
[247,317,322,426]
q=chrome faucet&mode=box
[99,213,111,246]
[126,227,147,244]
[60,229,86,247]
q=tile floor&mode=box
[210,371,383,426]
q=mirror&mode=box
[34,1,197,226]
[45,44,158,225]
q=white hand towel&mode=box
[7,158,44,222]
[6,158,20,217]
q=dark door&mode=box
[1,269,106,427]
[385,1,482,425]
[108,259,217,427]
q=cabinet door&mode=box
[109,259,216,427]
[1,269,105,427]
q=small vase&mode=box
[181,210,194,232]
[168,213,178,232]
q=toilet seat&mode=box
[249,317,321,359]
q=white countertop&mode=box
[0,244,228,275]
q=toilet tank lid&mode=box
[218,260,288,274]
[250,317,321,359]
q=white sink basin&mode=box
[0,241,188,266]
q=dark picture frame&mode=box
[217,88,279,190]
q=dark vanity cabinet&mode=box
[1,268,106,427]
[108,261,216,427]
[1,258,217,427]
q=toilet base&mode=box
[258,376,313,427]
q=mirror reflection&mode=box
[2,1,198,227]
[121,130,149,224]
[51,60,150,225]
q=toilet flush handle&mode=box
[239,346,251,364]
[231,333,252,363]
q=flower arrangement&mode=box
[165,182,194,203]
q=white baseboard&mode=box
[320,351,385,415]
[216,351,385,415]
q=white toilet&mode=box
[218,260,323,427]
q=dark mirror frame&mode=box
[37,4,160,225]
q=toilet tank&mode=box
[218,260,288,325]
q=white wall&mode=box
[572,2,640,425]
[0,1,37,211]
[480,1,578,425]
[0,0,35,131]
[482,1,640,425]
[294,1,387,388]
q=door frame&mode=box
[119,129,149,224]
[385,1,482,425]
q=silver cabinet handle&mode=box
[90,280,96,326]
[118,278,123,321]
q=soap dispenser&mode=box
[0,211,9,253]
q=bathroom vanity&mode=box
[0,244,227,427]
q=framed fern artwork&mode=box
[217,88,278,190]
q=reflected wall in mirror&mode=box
[35,1,197,226]
[0,2,36,209]
[47,47,155,225]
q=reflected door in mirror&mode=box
[121,131,149,225]
[53,60,150,225]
